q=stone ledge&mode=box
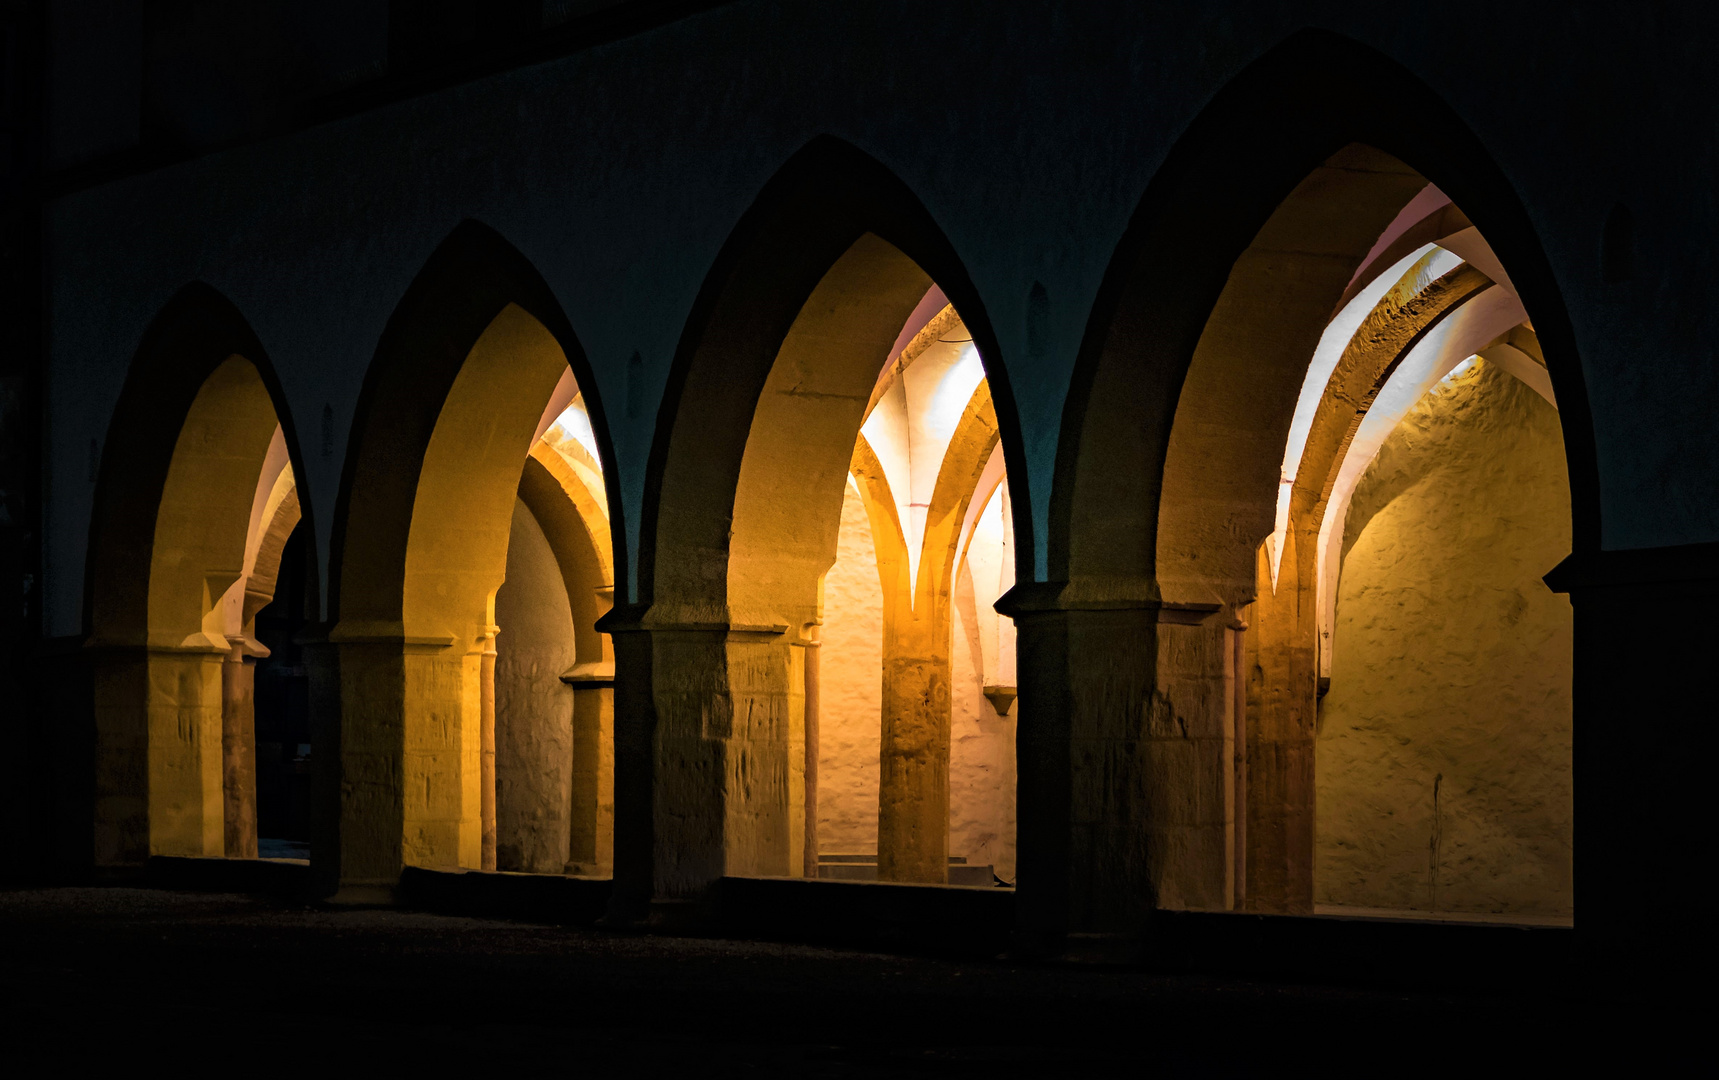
[1143,908,1576,993]
[1545,541,1719,593]
[718,876,1015,958]
[396,866,613,925]
[144,855,312,898]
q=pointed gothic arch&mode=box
[611,136,1030,912]
[1018,28,1597,948]
[82,283,317,866]
[325,219,621,890]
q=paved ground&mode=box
[0,887,1678,1072]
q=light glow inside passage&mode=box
[963,477,1017,688]
[861,338,985,592]
[1313,282,1531,677]
[1268,244,1462,586]
[544,395,603,471]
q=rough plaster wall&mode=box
[1316,361,1573,916]
[817,481,883,854]
[950,562,1016,879]
[494,499,578,874]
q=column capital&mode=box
[1544,541,1719,596]
[995,577,1161,616]
[595,602,787,637]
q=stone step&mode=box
[815,858,996,887]
[818,854,969,864]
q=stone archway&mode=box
[1039,28,1597,950]
[620,137,1031,918]
[83,284,316,867]
[327,221,620,894]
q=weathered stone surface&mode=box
[1318,361,1572,917]
[818,481,884,857]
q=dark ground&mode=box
[0,887,1685,1072]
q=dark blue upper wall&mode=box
[39,1,1718,632]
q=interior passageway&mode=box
[1149,153,1573,920]
[327,224,620,890]
[83,313,314,870]
[818,289,1018,887]
[492,386,616,877]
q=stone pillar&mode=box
[88,644,152,866]
[480,625,499,872]
[803,634,820,878]
[1001,582,1159,955]
[877,614,951,884]
[98,645,226,861]
[604,609,657,922]
[221,643,259,859]
[1229,615,1250,910]
[567,584,617,877]
[603,606,804,924]
[1545,544,1719,978]
[566,678,615,875]
[325,623,472,898]
[300,629,343,898]
[1243,537,1316,915]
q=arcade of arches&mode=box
[69,146,1575,945]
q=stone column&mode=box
[1001,582,1160,956]
[88,644,152,866]
[300,628,343,898]
[877,614,952,884]
[803,633,821,878]
[135,645,227,859]
[480,625,499,872]
[1229,615,1249,910]
[1545,544,1719,979]
[90,642,226,866]
[563,658,616,876]
[221,642,259,858]
[602,606,804,925]
[604,608,657,923]
[324,624,466,899]
[1243,537,1316,915]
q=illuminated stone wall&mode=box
[817,480,884,855]
[951,562,1016,881]
[1316,360,1573,916]
[819,472,1018,879]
